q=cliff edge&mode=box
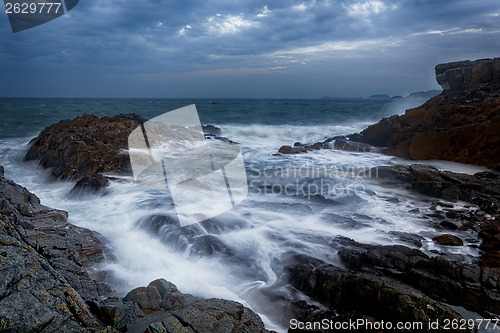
[359,57,500,170]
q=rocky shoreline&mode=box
[274,58,500,331]
[1,58,500,332]
[278,58,500,171]
[0,167,270,332]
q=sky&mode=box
[1,0,499,98]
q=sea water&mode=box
[0,97,488,332]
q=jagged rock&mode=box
[278,145,307,154]
[433,234,464,246]
[368,165,500,211]
[286,253,474,332]
[480,219,500,247]
[356,58,500,170]
[202,125,222,137]
[0,168,115,332]
[435,58,500,99]
[69,174,110,196]
[277,136,378,155]
[25,113,144,179]
[99,279,271,333]
[479,218,500,262]
[332,137,377,152]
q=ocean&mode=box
[0,97,488,332]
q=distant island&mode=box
[322,89,442,100]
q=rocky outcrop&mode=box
[0,169,271,332]
[0,167,114,331]
[25,113,226,194]
[25,113,146,180]
[359,58,500,170]
[91,279,270,333]
[277,58,500,170]
[435,58,500,99]
[277,136,379,155]
[286,237,500,331]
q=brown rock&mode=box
[25,113,144,179]
[479,218,500,252]
[278,145,307,154]
[124,286,162,314]
[69,174,110,196]
[358,58,500,170]
[433,234,464,246]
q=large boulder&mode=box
[435,58,500,99]
[93,279,271,333]
[25,113,145,179]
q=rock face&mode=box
[359,58,500,170]
[0,169,271,332]
[287,237,500,332]
[0,167,114,331]
[369,164,500,265]
[277,58,500,170]
[94,279,270,333]
[435,58,500,99]
[25,113,145,180]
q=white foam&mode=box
[0,127,484,333]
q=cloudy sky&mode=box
[1,0,499,98]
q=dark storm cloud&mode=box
[1,0,499,97]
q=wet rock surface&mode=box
[0,169,271,333]
[69,174,110,197]
[369,165,500,210]
[358,58,500,170]
[286,237,500,332]
[276,58,500,171]
[0,167,114,332]
[368,164,500,266]
[95,279,270,333]
[277,135,379,155]
[25,113,144,179]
